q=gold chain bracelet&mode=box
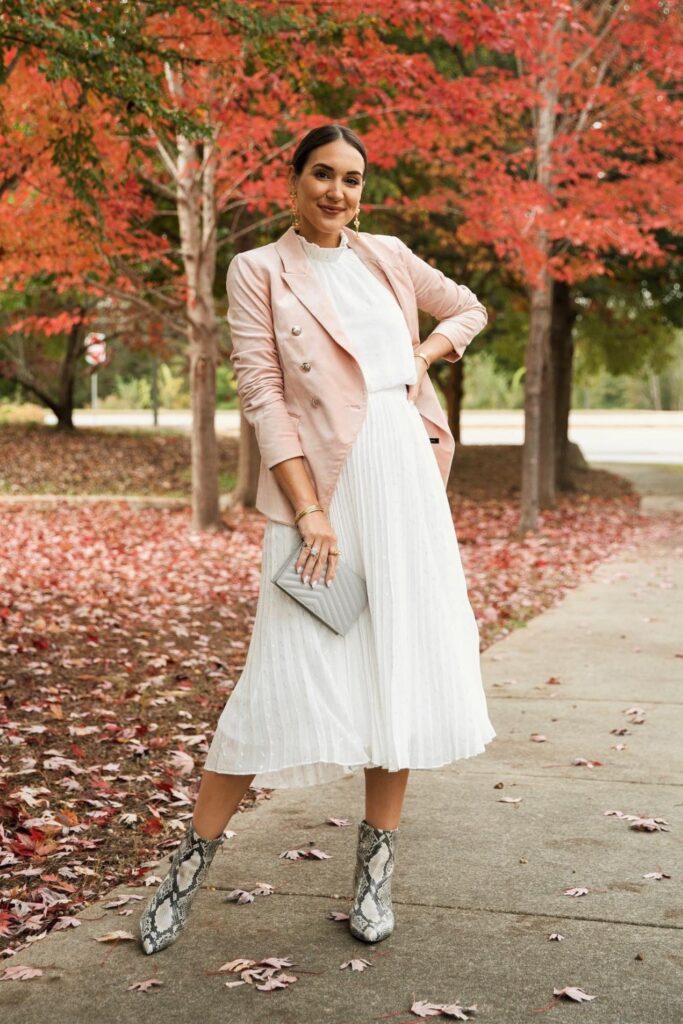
[294,502,324,525]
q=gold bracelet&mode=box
[415,350,431,370]
[294,502,324,525]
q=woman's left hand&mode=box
[406,352,429,405]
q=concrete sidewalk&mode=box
[2,524,681,1023]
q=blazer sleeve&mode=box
[394,237,488,363]
[226,253,305,469]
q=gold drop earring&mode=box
[289,191,300,230]
[354,205,360,234]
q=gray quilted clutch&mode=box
[271,542,368,636]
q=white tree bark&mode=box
[163,66,220,532]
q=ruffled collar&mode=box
[295,229,351,262]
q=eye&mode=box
[314,170,360,185]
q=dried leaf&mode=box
[127,978,163,992]
[95,930,136,942]
[0,964,44,981]
[411,1001,443,1018]
[218,958,256,973]
[224,888,255,904]
[553,985,596,1002]
[340,957,372,971]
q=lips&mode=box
[319,205,345,213]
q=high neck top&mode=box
[292,226,417,393]
[295,229,351,262]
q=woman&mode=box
[139,123,496,956]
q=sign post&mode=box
[84,333,107,413]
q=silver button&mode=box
[291,325,303,336]
[300,361,311,372]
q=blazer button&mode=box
[310,396,321,408]
[300,361,311,372]
[291,325,303,335]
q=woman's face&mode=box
[289,138,364,245]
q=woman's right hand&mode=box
[295,510,338,588]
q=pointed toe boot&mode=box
[138,818,225,955]
[349,818,399,943]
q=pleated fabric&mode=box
[203,382,497,788]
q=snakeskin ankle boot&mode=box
[138,818,225,955]
[349,818,399,943]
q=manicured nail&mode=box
[296,565,302,573]
[312,579,318,587]
[326,579,333,587]
[302,575,309,584]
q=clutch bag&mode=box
[271,542,368,636]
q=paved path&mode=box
[2,485,682,1023]
[42,408,683,464]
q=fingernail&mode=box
[296,565,302,573]
[312,580,318,587]
[302,575,309,584]
[326,579,332,587]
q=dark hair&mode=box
[289,123,367,179]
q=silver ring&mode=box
[310,546,319,556]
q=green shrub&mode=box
[461,351,525,409]
[158,363,190,409]
[0,401,45,424]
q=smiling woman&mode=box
[139,122,495,956]
[287,135,366,244]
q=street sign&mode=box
[85,332,107,366]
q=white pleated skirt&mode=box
[203,383,496,788]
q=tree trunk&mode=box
[444,358,464,443]
[168,65,220,533]
[521,278,553,531]
[552,281,577,490]
[53,315,84,431]
[232,412,261,509]
[538,319,556,509]
[518,19,561,534]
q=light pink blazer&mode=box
[226,223,488,526]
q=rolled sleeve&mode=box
[394,237,488,362]
[226,253,305,469]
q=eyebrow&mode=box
[312,163,362,176]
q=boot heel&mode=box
[139,818,224,955]
[349,818,399,943]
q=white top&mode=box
[296,230,417,392]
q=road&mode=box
[43,408,683,465]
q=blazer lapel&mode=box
[274,225,415,361]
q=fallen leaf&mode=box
[553,985,596,1002]
[95,930,136,942]
[127,978,163,992]
[0,964,44,981]
[411,1002,443,1018]
[340,957,372,971]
